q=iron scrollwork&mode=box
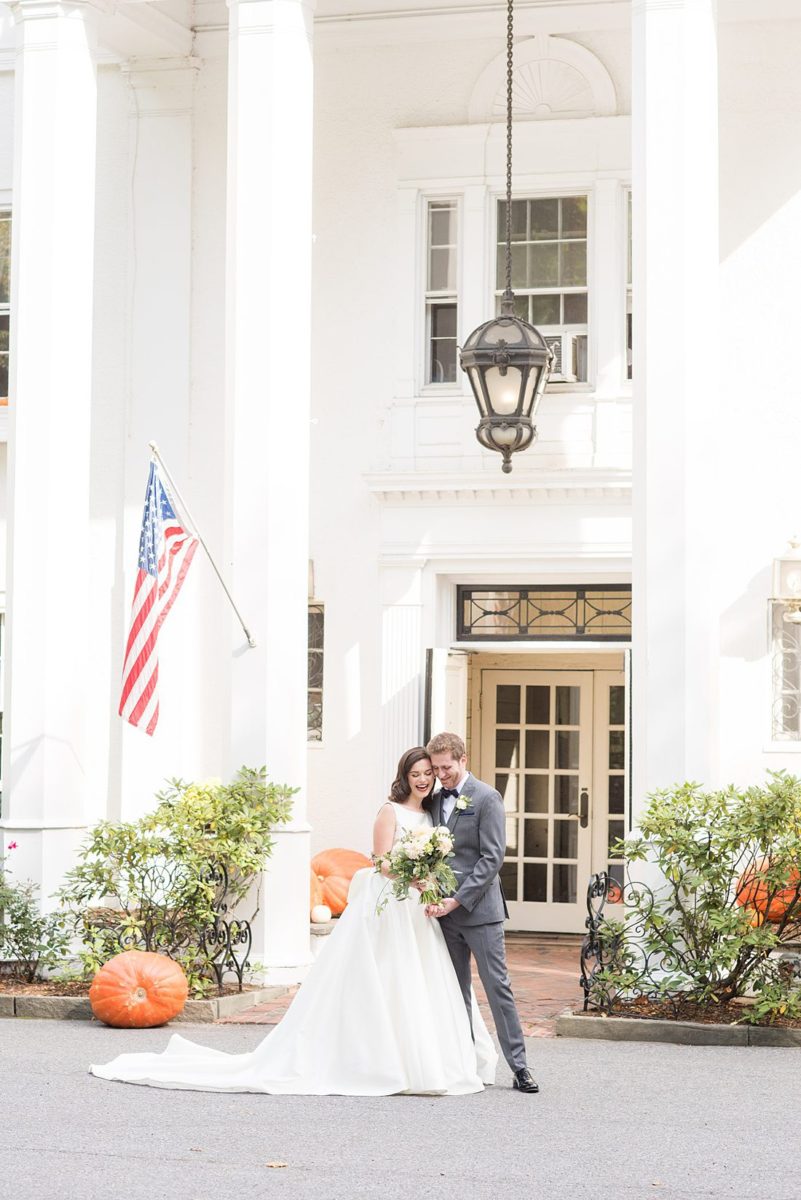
[199,864,254,993]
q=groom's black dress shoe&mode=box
[513,1068,539,1093]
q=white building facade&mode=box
[0,0,800,975]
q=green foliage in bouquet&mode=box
[58,767,294,997]
[374,824,458,913]
[589,773,801,1023]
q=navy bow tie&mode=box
[440,788,459,799]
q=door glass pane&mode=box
[555,686,580,725]
[496,685,520,723]
[523,863,547,902]
[524,775,549,813]
[553,865,577,904]
[500,861,518,902]
[496,729,520,769]
[608,775,625,814]
[525,729,550,768]
[553,820,577,860]
[525,685,550,724]
[554,775,577,814]
[609,730,625,770]
[524,819,548,857]
[495,773,518,813]
[506,817,519,855]
[608,820,625,856]
[609,685,625,725]
[555,730,579,770]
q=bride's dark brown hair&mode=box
[389,747,434,806]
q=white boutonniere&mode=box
[455,795,473,812]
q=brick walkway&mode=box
[220,933,584,1038]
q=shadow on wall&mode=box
[719,24,801,262]
[720,565,771,663]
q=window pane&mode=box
[553,864,577,904]
[530,294,561,326]
[496,772,518,813]
[555,686,580,725]
[505,817,519,855]
[560,241,586,286]
[609,730,625,770]
[523,863,547,902]
[561,196,587,239]
[496,685,520,723]
[308,609,324,649]
[308,653,323,690]
[530,198,559,240]
[529,243,559,287]
[609,685,625,726]
[553,819,577,860]
[429,205,454,246]
[524,819,548,857]
[608,775,625,814]
[500,860,518,901]
[524,775,549,813]
[563,292,588,324]
[496,729,520,769]
[432,304,456,339]
[525,729,549,768]
[429,246,455,291]
[498,199,528,242]
[430,337,457,384]
[510,243,527,289]
[525,685,550,724]
[555,730,579,770]
[555,775,577,814]
[608,820,625,856]
[0,216,11,306]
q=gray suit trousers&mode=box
[440,918,527,1073]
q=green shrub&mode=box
[58,766,294,997]
[0,863,71,982]
[589,772,801,1021]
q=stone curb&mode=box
[555,1012,801,1047]
[2,985,288,1024]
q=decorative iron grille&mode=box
[457,585,631,641]
[771,600,801,741]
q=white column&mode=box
[1,0,98,897]
[112,59,200,819]
[225,0,314,982]
[631,0,720,812]
[380,567,424,785]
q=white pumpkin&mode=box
[311,903,332,924]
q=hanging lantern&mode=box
[460,0,554,473]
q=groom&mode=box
[425,731,539,1094]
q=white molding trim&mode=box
[468,33,618,124]
[366,469,632,502]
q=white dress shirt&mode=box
[440,773,470,823]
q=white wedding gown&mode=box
[90,802,498,1095]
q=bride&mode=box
[90,747,498,1096]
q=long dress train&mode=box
[90,802,498,1096]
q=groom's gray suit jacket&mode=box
[434,774,508,926]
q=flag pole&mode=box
[148,441,257,649]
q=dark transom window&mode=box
[457,586,631,641]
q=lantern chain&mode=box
[504,0,514,299]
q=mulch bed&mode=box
[0,979,258,998]
[578,995,801,1028]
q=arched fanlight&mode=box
[459,0,554,474]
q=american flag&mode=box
[119,461,199,735]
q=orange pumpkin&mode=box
[735,861,801,923]
[310,867,324,913]
[89,950,189,1028]
[311,848,372,915]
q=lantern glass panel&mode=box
[483,319,524,346]
[484,364,522,416]
[468,367,488,416]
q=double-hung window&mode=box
[424,200,458,385]
[496,196,588,383]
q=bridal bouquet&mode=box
[374,825,458,912]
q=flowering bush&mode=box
[374,825,457,910]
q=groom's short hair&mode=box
[426,731,466,760]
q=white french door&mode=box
[480,670,594,933]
